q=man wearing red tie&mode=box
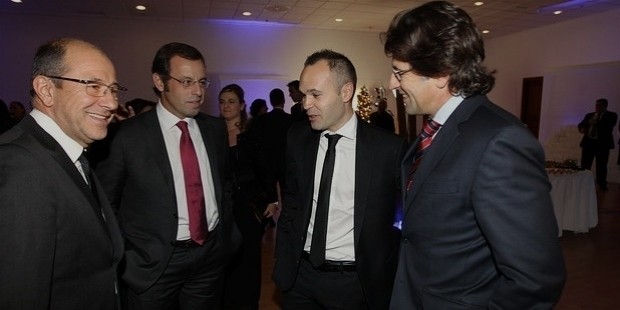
[96,42,239,310]
[384,2,565,309]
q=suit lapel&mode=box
[403,97,484,216]
[19,116,108,225]
[353,122,374,245]
[142,111,176,197]
[302,129,321,228]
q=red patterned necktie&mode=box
[406,118,442,191]
[177,121,208,245]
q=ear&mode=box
[32,76,54,107]
[340,82,354,103]
[435,76,450,89]
[153,73,165,92]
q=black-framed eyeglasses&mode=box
[392,68,415,81]
[46,76,127,101]
[166,75,212,89]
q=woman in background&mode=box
[219,84,278,310]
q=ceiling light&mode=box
[482,29,490,34]
[537,0,590,14]
[554,10,563,15]
[474,2,484,6]
[335,18,343,22]
[242,11,252,16]
[136,5,146,11]
[11,0,22,3]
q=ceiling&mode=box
[2,0,620,38]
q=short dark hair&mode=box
[596,98,608,108]
[304,49,357,93]
[269,88,285,108]
[151,42,205,96]
[383,1,495,97]
[287,80,300,89]
[250,99,267,118]
[30,38,101,98]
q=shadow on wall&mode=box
[544,125,620,184]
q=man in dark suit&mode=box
[383,2,565,309]
[251,87,294,190]
[96,42,239,310]
[0,38,125,309]
[578,98,617,190]
[272,49,407,309]
[287,80,307,122]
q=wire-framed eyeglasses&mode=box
[392,68,415,81]
[46,76,127,101]
[166,75,212,89]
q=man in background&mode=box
[288,80,307,122]
[369,98,395,132]
[578,98,617,190]
[0,38,125,309]
[273,49,406,309]
[384,1,565,308]
[96,42,239,309]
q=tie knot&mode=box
[421,118,441,138]
[325,133,343,149]
[176,121,189,133]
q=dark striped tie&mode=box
[406,118,442,191]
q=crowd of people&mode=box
[5,1,607,309]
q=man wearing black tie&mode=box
[578,98,617,190]
[96,42,239,309]
[0,38,125,309]
[272,49,407,309]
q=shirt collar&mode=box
[322,113,357,141]
[30,108,84,163]
[432,95,464,125]
[156,100,197,131]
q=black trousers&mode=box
[581,145,611,187]
[125,227,224,310]
[282,257,367,310]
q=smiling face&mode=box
[388,59,451,117]
[35,42,119,147]
[219,90,245,122]
[300,59,354,132]
[154,55,206,119]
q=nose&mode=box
[388,73,400,90]
[302,97,313,110]
[101,91,119,112]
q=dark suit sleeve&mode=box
[0,146,54,308]
[472,126,565,308]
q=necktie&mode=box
[406,118,442,191]
[309,133,343,267]
[78,151,92,188]
[177,121,208,245]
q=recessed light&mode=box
[11,0,22,3]
[553,10,562,15]
[243,11,252,16]
[482,29,490,34]
[136,5,146,11]
[335,18,343,22]
[474,2,484,6]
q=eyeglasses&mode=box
[166,75,212,89]
[392,68,415,81]
[46,76,127,101]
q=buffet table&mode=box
[547,169,598,237]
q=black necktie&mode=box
[78,151,92,188]
[309,133,343,267]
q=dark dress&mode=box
[222,131,277,310]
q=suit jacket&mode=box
[273,119,407,309]
[0,116,124,309]
[391,95,565,309]
[250,108,294,187]
[578,110,618,149]
[95,109,239,293]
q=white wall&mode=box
[484,8,620,183]
[0,13,394,118]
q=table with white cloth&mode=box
[547,169,598,237]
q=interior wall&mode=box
[0,13,394,119]
[484,8,620,183]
